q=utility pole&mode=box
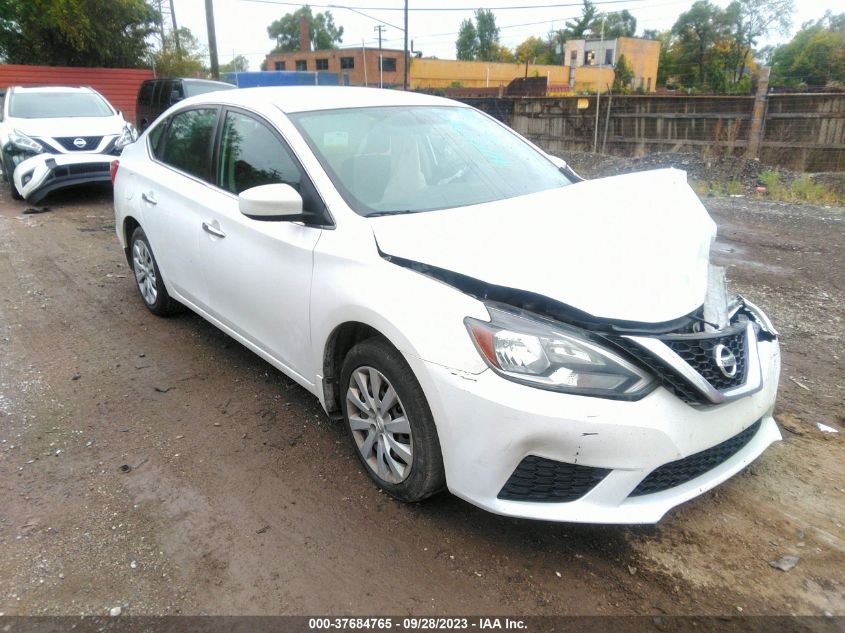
[593,15,605,153]
[374,25,385,89]
[204,0,219,79]
[168,0,181,52]
[403,0,409,91]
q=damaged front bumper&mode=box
[12,153,113,203]
[408,298,781,523]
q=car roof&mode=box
[10,85,97,94]
[178,86,464,114]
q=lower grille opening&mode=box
[630,418,763,497]
[498,456,610,503]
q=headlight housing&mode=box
[9,129,44,155]
[114,124,138,150]
[466,305,655,399]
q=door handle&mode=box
[202,221,226,238]
[141,191,157,205]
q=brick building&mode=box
[265,48,406,88]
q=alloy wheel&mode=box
[346,366,413,484]
[132,240,158,305]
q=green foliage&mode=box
[563,0,597,39]
[0,0,158,67]
[267,5,343,53]
[771,12,845,86]
[613,54,634,91]
[455,19,477,60]
[591,10,637,39]
[220,55,249,74]
[455,9,512,62]
[152,27,206,78]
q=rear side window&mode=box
[156,80,173,107]
[217,110,301,194]
[159,108,218,181]
[138,82,153,106]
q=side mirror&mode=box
[170,90,183,105]
[239,183,306,221]
[546,154,568,170]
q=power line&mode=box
[240,0,664,11]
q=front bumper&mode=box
[12,153,113,203]
[408,335,780,524]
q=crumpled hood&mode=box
[12,115,125,139]
[371,168,717,324]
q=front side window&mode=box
[217,111,301,195]
[290,106,571,216]
[9,91,113,118]
[159,108,218,181]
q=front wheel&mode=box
[2,152,23,200]
[341,337,445,502]
[129,226,183,316]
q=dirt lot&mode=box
[0,178,843,619]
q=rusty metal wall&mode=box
[0,64,154,125]
[489,94,845,172]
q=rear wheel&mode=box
[341,337,445,502]
[129,226,183,316]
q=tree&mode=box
[475,9,499,61]
[267,6,343,53]
[591,10,637,39]
[563,0,597,39]
[643,29,675,86]
[723,0,795,82]
[613,53,634,91]
[455,9,510,62]
[0,0,158,67]
[771,12,845,86]
[456,19,477,60]
[152,27,206,77]
[515,36,551,64]
[671,1,729,89]
[220,55,249,74]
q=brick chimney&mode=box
[299,16,311,52]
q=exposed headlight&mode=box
[9,129,44,154]
[114,124,138,150]
[466,305,655,399]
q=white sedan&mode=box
[112,87,781,524]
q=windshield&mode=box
[9,92,114,118]
[290,106,571,216]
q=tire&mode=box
[129,226,183,317]
[2,152,23,200]
[341,337,446,502]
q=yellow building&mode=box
[563,36,660,93]
[408,58,568,90]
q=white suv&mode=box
[1,86,136,202]
[112,87,781,524]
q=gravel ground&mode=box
[0,178,843,619]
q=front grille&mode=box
[44,162,110,182]
[630,418,762,497]
[662,328,747,391]
[608,320,752,404]
[53,136,103,151]
[498,456,610,502]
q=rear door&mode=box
[197,107,324,383]
[135,107,221,312]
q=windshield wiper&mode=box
[366,209,419,218]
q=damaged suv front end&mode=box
[1,86,136,202]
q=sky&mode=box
[170,0,839,71]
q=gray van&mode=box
[135,78,235,130]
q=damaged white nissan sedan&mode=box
[113,87,781,523]
[1,86,136,202]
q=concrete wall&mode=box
[0,64,153,123]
